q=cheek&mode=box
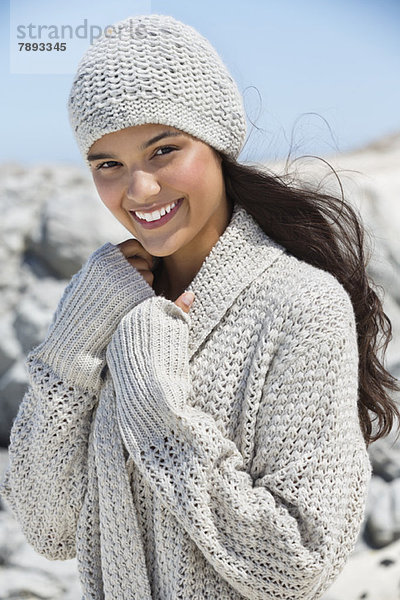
[92,178,121,212]
[171,153,221,197]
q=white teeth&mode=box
[135,200,178,222]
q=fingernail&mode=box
[182,291,195,307]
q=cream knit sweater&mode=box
[1,203,372,599]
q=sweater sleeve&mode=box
[106,291,372,600]
[33,242,156,394]
[0,243,155,560]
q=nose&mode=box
[126,170,161,203]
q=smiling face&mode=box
[88,124,231,264]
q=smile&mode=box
[130,198,184,229]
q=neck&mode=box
[153,199,233,301]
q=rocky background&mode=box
[0,132,400,598]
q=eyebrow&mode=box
[140,130,183,150]
[87,130,183,162]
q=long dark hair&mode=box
[219,152,400,448]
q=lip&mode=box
[130,198,184,229]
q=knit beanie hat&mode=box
[68,14,247,167]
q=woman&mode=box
[1,13,399,600]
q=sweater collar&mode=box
[185,203,286,359]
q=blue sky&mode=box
[1,0,400,166]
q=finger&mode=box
[118,239,155,266]
[174,291,195,314]
[125,257,151,271]
[139,270,154,286]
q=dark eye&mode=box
[154,146,176,157]
[95,161,120,170]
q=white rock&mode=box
[0,361,28,446]
[27,179,128,279]
[0,565,68,599]
[365,475,400,548]
[14,275,69,354]
[366,477,396,547]
[322,536,400,600]
[0,316,21,377]
[369,426,400,482]
[0,448,9,509]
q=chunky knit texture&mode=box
[1,203,372,599]
[68,14,247,166]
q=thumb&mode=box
[175,291,195,314]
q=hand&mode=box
[118,239,195,315]
[117,239,157,287]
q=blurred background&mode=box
[1,1,400,598]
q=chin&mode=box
[145,237,186,258]
[151,248,179,258]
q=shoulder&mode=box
[257,250,356,336]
